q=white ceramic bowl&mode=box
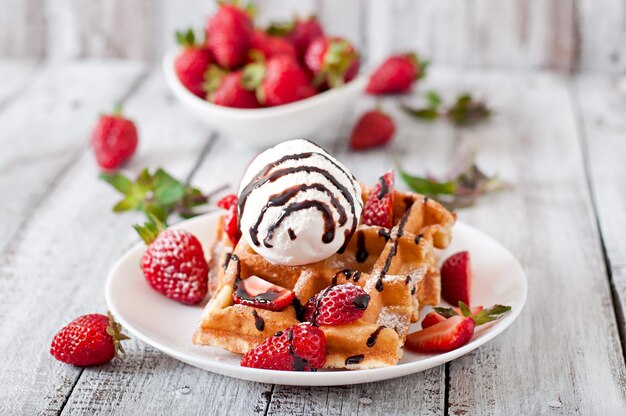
[163,49,367,148]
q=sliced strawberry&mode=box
[421,311,447,329]
[405,315,475,353]
[303,283,370,325]
[422,305,483,329]
[217,194,241,245]
[241,323,326,371]
[361,171,394,228]
[441,251,472,306]
[233,275,295,311]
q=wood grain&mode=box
[0,60,40,110]
[577,0,626,73]
[0,0,45,58]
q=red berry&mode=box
[285,16,324,60]
[91,105,138,170]
[141,229,209,305]
[405,315,475,353]
[303,283,370,325]
[361,171,395,228]
[206,4,253,69]
[217,194,241,245]
[349,109,396,151]
[304,37,360,88]
[211,71,260,109]
[366,53,422,95]
[241,323,326,370]
[233,275,295,311]
[251,30,297,61]
[174,29,213,97]
[421,311,447,329]
[441,251,472,306]
[50,313,128,366]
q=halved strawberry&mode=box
[303,283,370,325]
[441,251,472,306]
[422,305,483,329]
[405,315,475,353]
[361,171,394,228]
[421,311,447,329]
[217,194,241,245]
[233,275,295,311]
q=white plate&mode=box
[106,213,527,386]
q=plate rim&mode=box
[105,213,528,386]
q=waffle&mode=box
[194,186,455,369]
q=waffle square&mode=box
[194,186,455,369]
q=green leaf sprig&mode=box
[401,91,491,126]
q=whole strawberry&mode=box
[242,55,316,106]
[217,194,242,245]
[205,66,260,109]
[361,170,395,228]
[135,217,209,305]
[251,30,296,60]
[304,37,360,88]
[349,109,396,151]
[366,53,426,95]
[50,313,128,366]
[206,3,253,69]
[303,283,370,325]
[91,104,138,170]
[283,16,324,60]
[241,323,326,371]
[174,29,213,97]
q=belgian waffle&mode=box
[194,186,455,369]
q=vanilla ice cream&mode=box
[238,139,362,265]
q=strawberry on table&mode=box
[441,251,472,306]
[233,275,295,311]
[205,3,253,69]
[91,104,138,170]
[303,283,370,325]
[349,109,396,151]
[241,323,326,371]
[174,28,213,97]
[361,170,395,228]
[135,216,209,305]
[205,66,260,109]
[50,313,129,366]
[366,52,426,95]
[217,193,242,245]
[242,55,316,106]
[251,30,297,60]
[304,36,360,88]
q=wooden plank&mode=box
[577,0,626,73]
[157,0,217,58]
[0,60,41,109]
[573,74,626,347]
[58,72,274,415]
[0,0,45,58]
[317,0,362,51]
[423,70,626,413]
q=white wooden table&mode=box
[1,60,625,415]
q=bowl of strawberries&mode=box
[164,3,366,147]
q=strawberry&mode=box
[304,37,360,88]
[421,311,447,329]
[251,30,296,61]
[135,217,209,305]
[50,313,128,366]
[366,53,425,95]
[205,66,260,109]
[441,251,472,306]
[422,305,484,329]
[174,29,212,97]
[233,275,295,311]
[242,55,316,106]
[349,109,396,151]
[405,315,475,353]
[303,283,370,325]
[205,3,253,69]
[91,104,138,170]
[217,194,241,245]
[361,171,394,228]
[281,16,324,60]
[241,323,326,370]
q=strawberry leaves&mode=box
[100,168,225,223]
[401,91,491,126]
[434,302,511,326]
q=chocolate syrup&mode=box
[310,285,334,325]
[415,234,423,245]
[396,209,411,237]
[403,196,415,210]
[234,276,283,306]
[345,354,365,365]
[405,275,411,284]
[367,326,386,347]
[352,271,362,282]
[352,293,370,310]
[274,330,283,336]
[292,297,305,321]
[251,310,265,331]
[411,286,416,295]
[222,252,232,270]
[355,231,368,263]
[287,228,297,240]
[377,176,389,199]
[378,229,391,241]
[263,200,335,248]
[423,196,429,204]
[287,328,315,371]
[375,241,398,292]
[336,229,351,254]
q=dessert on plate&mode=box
[193,139,456,370]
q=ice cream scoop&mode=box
[238,139,362,265]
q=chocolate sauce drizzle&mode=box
[251,310,265,331]
[396,209,412,238]
[415,234,423,245]
[377,176,389,198]
[355,231,368,263]
[375,241,399,292]
[367,326,386,347]
[378,229,391,241]
[263,200,336,248]
[353,293,370,310]
[345,354,365,365]
[287,228,297,240]
[222,252,232,270]
[287,328,315,371]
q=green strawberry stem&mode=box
[432,302,512,326]
[106,311,130,355]
[133,213,166,245]
[112,103,123,118]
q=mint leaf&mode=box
[432,307,458,318]
[472,305,512,326]
[99,173,132,194]
[153,168,186,206]
[398,169,456,196]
